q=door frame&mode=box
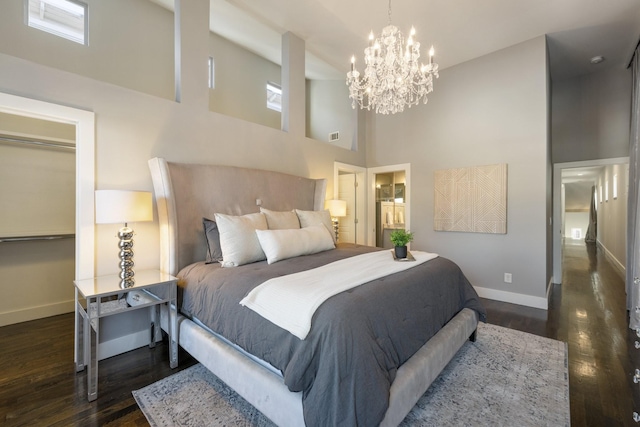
[367,163,411,248]
[552,157,628,284]
[333,162,367,244]
[0,92,95,280]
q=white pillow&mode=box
[214,212,268,267]
[256,224,335,264]
[295,209,336,243]
[260,207,300,230]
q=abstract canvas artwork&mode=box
[434,163,507,234]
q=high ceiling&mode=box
[184,0,640,81]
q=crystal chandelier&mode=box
[346,0,439,115]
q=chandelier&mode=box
[346,0,439,115]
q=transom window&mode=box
[208,57,215,89]
[266,82,282,112]
[25,0,88,45]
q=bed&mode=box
[141,157,485,426]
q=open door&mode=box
[367,164,411,248]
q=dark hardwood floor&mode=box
[0,240,637,426]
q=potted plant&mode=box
[390,229,414,259]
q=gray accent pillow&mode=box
[203,217,223,264]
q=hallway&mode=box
[484,240,639,426]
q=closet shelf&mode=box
[0,234,75,243]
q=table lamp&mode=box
[95,190,153,288]
[324,199,347,242]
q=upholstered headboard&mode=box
[148,157,327,275]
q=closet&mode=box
[0,112,76,326]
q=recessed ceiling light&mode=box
[590,56,605,64]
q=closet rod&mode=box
[0,234,75,243]
[0,135,75,151]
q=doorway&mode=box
[333,162,366,244]
[0,92,95,326]
[367,164,411,248]
[553,157,629,284]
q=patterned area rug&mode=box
[133,323,569,426]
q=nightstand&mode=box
[73,269,178,402]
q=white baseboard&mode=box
[474,286,548,310]
[596,240,625,279]
[547,277,554,301]
[0,300,75,327]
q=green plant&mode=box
[389,229,414,247]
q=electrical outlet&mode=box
[504,273,512,283]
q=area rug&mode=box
[133,323,569,426]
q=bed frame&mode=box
[147,157,478,426]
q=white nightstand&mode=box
[73,269,178,402]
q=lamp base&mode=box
[118,225,135,289]
[332,218,339,242]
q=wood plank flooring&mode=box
[0,240,637,426]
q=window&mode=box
[26,0,88,45]
[266,82,282,112]
[613,174,618,199]
[208,57,215,89]
[605,180,608,202]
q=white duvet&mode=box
[239,250,438,339]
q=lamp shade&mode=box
[325,199,347,218]
[95,190,153,224]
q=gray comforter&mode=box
[178,244,486,426]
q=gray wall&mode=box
[368,37,550,306]
[306,79,355,150]
[0,0,174,100]
[0,0,367,344]
[552,67,631,163]
[208,32,282,129]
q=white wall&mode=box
[368,36,550,307]
[552,67,631,163]
[564,212,589,240]
[596,163,628,275]
[0,115,76,326]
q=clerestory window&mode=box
[25,0,88,45]
[266,82,282,112]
